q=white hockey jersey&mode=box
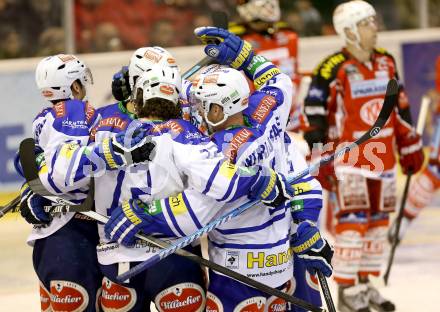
[27,99,98,245]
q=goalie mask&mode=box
[132,64,182,109]
[237,0,281,23]
[333,0,376,46]
[193,67,250,127]
[35,54,93,102]
[128,46,178,91]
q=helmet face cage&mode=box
[237,0,280,23]
[128,46,178,91]
[35,54,93,102]
[193,68,250,128]
[132,64,182,109]
[333,0,376,44]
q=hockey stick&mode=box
[18,138,325,312]
[0,195,90,220]
[0,196,20,219]
[118,78,399,282]
[19,138,95,212]
[317,271,336,312]
[383,95,430,285]
[181,11,228,80]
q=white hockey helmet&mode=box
[128,46,178,91]
[333,0,376,44]
[237,0,281,23]
[132,63,182,107]
[193,67,250,127]
[35,54,93,101]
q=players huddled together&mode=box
[13,1,439,312]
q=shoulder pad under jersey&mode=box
[245,91,282,128]
[313,51,346,81]
[148,119,209,145]
[210,127,258,163]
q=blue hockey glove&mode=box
[291,221,334,277]
[97,126,156,170]
[250,167,295,207]
[194,27,254,71]
[19,182,52,225]
[104,199,174,246]
[112,65,131,101]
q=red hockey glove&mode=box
[397,132,425,175]
[315,161,337,191]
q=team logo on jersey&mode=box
[155,282,205,312]
[266,296,287,312]
[50,280,88,312]
[39,282,51,312]
[252,95,276,123]
[360,98,385,126]
[206,292,224,312]
[225,250,240,269]
[233,296,266,312]
[100,277,136,312]
[144,50,163,63]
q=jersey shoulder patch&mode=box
[211,127,258,163]
[313,51,346,80]
[149,119,209,145]
[246,92,279,126]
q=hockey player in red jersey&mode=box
[303,1,425,311]
[388,56,440,243]
[231,0,306,132]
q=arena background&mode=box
[0,0,439,311]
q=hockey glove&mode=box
[194,27,254,71]
[104,199,174,246]
[98,127,156,170]
[397,132,424,175]
[19,182,52,225]
[250,167,294,207]
[291,220,333,277]
[112,66,131,102]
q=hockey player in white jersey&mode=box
[41,51,294,312]
[17,54,102,312]
[104,28,333,312]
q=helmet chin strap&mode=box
[204,111,228,128]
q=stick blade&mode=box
[19,138,39,182]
